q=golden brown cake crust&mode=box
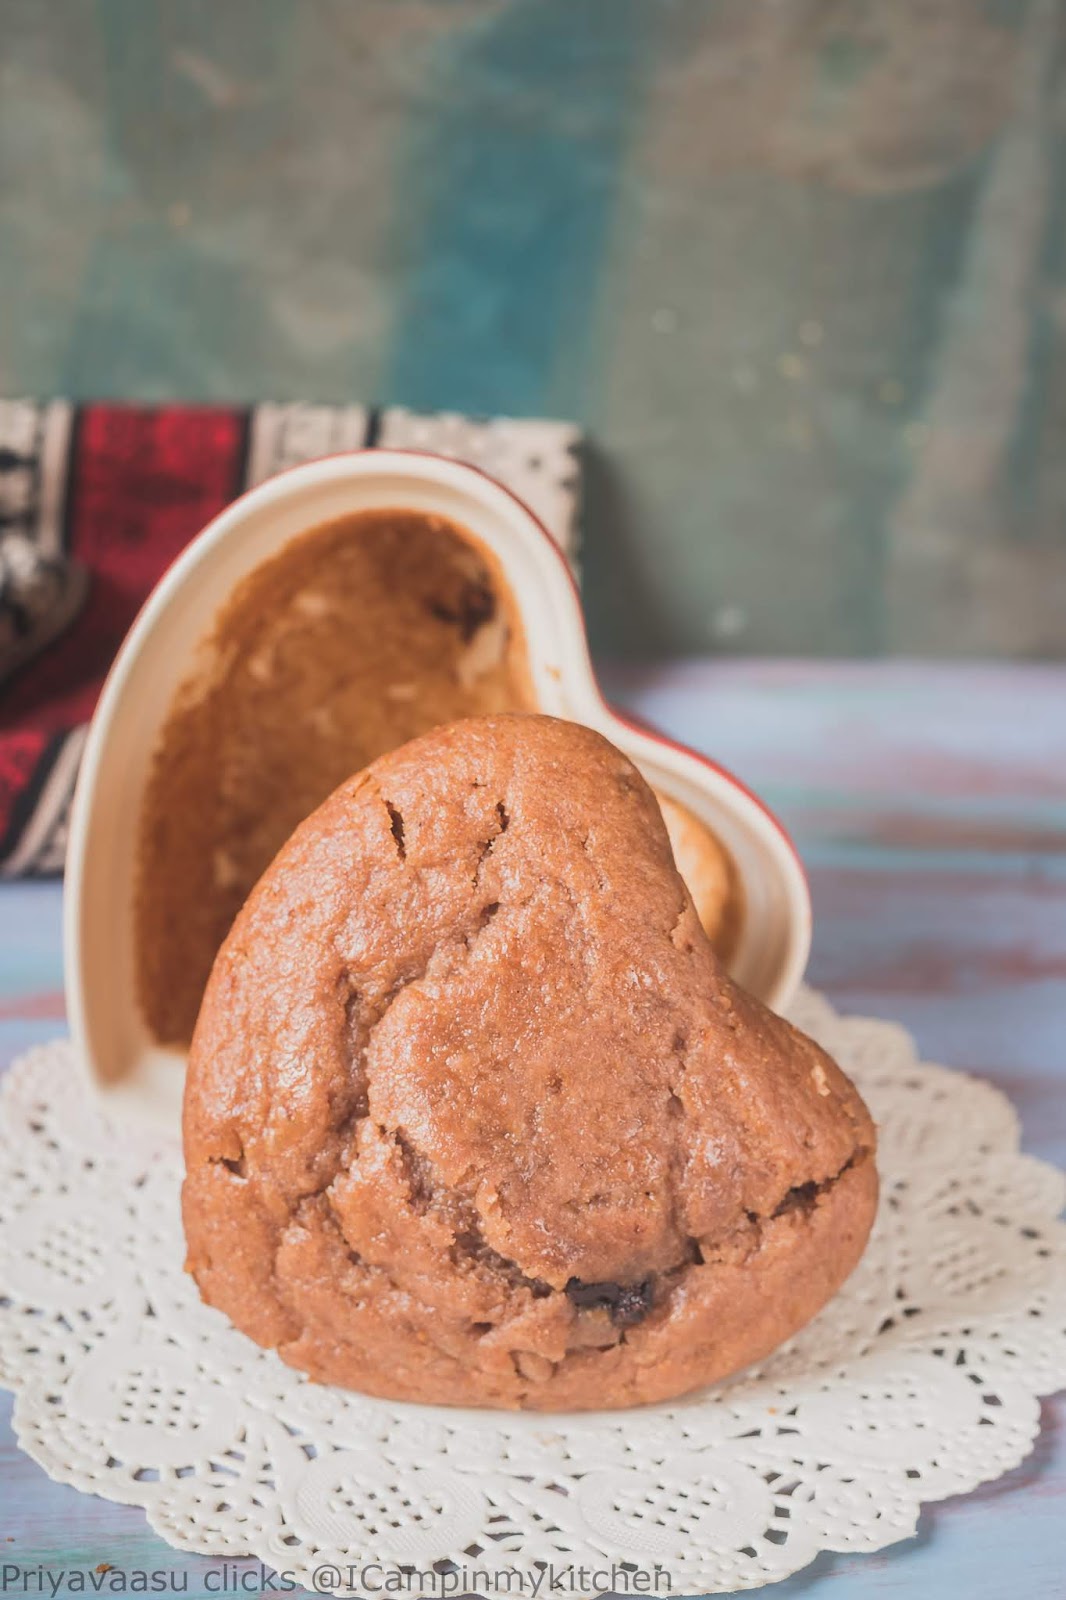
[182,714,877,1410]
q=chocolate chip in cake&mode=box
[565,1276,655,1327]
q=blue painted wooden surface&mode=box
[4,1,1066,657]
[2,661,1063,1597]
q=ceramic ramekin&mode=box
[64,450,811,1131]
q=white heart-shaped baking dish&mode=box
[64,450,811,1132]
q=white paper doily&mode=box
[1,989,1064,1596]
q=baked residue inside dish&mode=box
[134,508,742,1048]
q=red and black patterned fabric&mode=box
[0,400,580,877]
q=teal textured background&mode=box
[3,0,1066,656]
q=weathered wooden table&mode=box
[2,661,1063,1597]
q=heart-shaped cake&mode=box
[182,714,876,1410]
